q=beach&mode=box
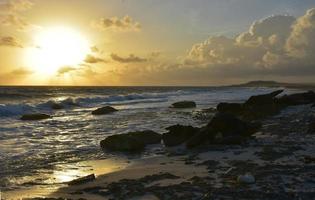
[1,85,315,199]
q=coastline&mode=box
[1,87,315,199]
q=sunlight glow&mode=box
[26,27,90,75]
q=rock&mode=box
[186,127,214,148]
[92,106,118,115]
[68,174,96,185]
[237,173,255,184]
[245,90,283,106]
[217,103,243,114]
[171,101,196,108]
[51,103,64,110]
[162,124,199,146]
[187,113,260,148]
[125,130,161,145]
[100,134,145,152]
[20,113,51,121]
[207,113,258,137]
[277,91,315,106]
[100,130,162,152]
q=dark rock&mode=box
[100,134,145,152]
[217,103,243,114]
[51,103,64,110]
[277,91,315,106]
[245,90,283,106]
[215,135,246,145]
[68,174,95,185]
[125,130,161,145]
[187,113,260,148]
[207,113,258,137]
[100,130,162,152]
[171,101,196,108]
[186,126,215,148]
[92,106,118,115]
[162,124,199,146]
[20,113,51,121]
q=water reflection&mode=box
[2,158,128,199]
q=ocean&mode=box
[0,86,296,192]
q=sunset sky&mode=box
[1,0,315,85]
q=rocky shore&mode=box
[12,90,315,199]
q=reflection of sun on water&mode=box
[25,26,90,76]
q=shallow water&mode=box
[0,86,299,192]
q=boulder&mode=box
[92,106,118,115]
[162,124,199,146]
[187,113,260,148]
[217,103,243,114]
[245,90,283,106]
[125,130,161,145]
[171,101,196,109]
[207,113,258,137]
[186,126,215,148]
[100,134,145,152]
[277,91,315,106]
[20,113,51,121]
[100,130,161,152]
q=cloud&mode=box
[107,8,315,85]
[84,54,107,64]
[0,36,22,47]
[92,15,141,32]
[0,0,34,30]
[184,8,315,78]
[111,53,147,63]
[286,8,315,59]
[90,46,100,53]
[57,66,77,76]
[10,67,32,75]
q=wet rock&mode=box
[237,173,255,184]
[20,113,51,120]
[217,103,243,114]
[171,101,196,108]
[125,130,162,145]
[245,90,283,106]
[207,113,259,137]
[162,124,200,146]
[100,134,145,152]
[92,106,118,115]
[187,113,260,148]
[100,130,162,152]
[68,174,96,185]
[277,91,315,106]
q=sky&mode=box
[0,0,315,86]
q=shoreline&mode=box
[2,88,315,199]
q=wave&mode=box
[0,90,192,117]
[75,90,193,105]
[0,104,36,117]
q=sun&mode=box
[26,27,90,75]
